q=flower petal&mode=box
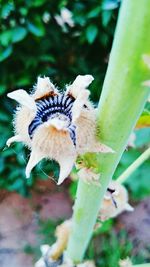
[7,89,37,111]
[72,90,90,122]
[67,74,94,98]
[25,149,44,178]
[57,155,76,185]
[34,77,58,98]
[125,203,134,211]
[6,135,22,147]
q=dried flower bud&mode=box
[7,76,113,184]
[51,220,72,260]
[99,181,134,221]
[35,243,96,267]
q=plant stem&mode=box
[66,0,150,262]
[117,147,150,184]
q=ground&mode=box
[0,180,149,267]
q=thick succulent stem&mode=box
[66,0,150,263]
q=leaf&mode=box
[85,25,98,44]
[102,0,119,10]
[0,30,12,46]
[102,10,112,27]
[12,27,27,43]
[27,19,45,37]
[135,128,150,147]
[87,6,101,19]
[0,3,14,18]
[0,85,7,95]
[0,45,12,62]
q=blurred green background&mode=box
[0,1,150,266]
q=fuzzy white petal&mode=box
[35,258,46,267]
[40,245,50,256]
[57,156,76,185]
[7,90,37,110]
[72,90,90,123]
[37,77,56,92]
[125,203,134,212]
[26,150,44,178]
[67,75,94,98]
[6,135,22,147]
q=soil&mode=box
[0,180,149,267]
[0,180,72,267]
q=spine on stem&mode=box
[66,0,150,263]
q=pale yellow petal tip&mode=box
[57,176,66,185]
[67,74,94,98]
[37,76,55,92]
[125,203,134,212]
[73,74,94,87]
[7,89,37,110]
[25,167,31,179]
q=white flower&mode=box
[55,7,74,28]
[99,181,134,221]
[7,75,113,185]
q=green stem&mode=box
[117,147,150,184]
[66,0,150,262]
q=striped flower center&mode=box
[28,93,76,146]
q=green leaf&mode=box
[0,30,12,46]
[0,3,14,18]
[0,45,12,62]
[102,0,119,10]
[0,85,7,95]
[87,6,101,19]
[85,25,98,44]
[12,27,27,43]
[102,10,112,27]
[27,19,45,37]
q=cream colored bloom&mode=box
[7,75,113,184]
[55,7,74,28]
[99,181,133,221]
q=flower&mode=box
[55,7,74,29]
[7,75,113,185]
[99,181,134,221]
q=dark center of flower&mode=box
[28,93,76,146]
